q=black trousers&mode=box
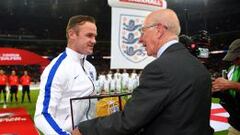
[21,85,31,103]
[0,85,6,103]
[10,85,18,102]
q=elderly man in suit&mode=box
[72,9,212,135]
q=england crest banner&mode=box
[108,0,167,69]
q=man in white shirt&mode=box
[34,15,97,135]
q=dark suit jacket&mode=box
[78,43,212,135]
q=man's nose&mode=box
[139,35,143,43]
[92,38,96,44]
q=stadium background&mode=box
[0,0,240,134]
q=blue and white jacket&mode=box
[34,48,96,135]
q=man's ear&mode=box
[68,29,76,39]
[156,27,163,39]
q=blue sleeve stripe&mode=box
[42,51,69,135]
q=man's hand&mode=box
[71,128,82,135]
[211,77,240,92]
[212,77,229,92]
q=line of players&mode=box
[94,69,142,94]
[0,69,31,104]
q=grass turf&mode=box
[0,90,228,135]
[0,89,39,118]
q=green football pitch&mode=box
[1,90,228,135]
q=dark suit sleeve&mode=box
[78,63,171,135]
